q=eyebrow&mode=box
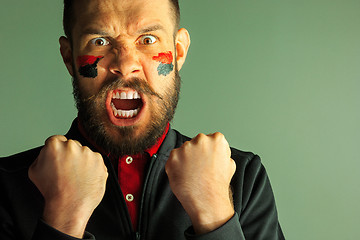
[80,24,165,37]
[137,24,165,34]
[81,28,110,37]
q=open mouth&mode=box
[110,90,143,119]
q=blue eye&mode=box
[91,37,110,46]
[140,35,157,45]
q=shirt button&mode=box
[126,194,134,202]
[126,156,133,164]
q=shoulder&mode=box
[0,148,44,237]
[230,147,261,170]
[172,129,191,146]
[0,147,43,208]
[0,146,42,173]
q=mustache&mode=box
[82,77,163,102]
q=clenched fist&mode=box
[165,132,236,234]
[28,135,108,238]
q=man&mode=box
[0,0,284,239]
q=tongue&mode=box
[112,99,142,110]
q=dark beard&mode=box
[72,66,181,157]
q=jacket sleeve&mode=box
[31,220,96,240]
[183,153,285,240]
[0,192,96,240]
[0,152,96,240]
[184,213,245,240]
[0,198,17,240]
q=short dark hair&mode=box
[63,0,180,40]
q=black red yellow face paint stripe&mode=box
[77,55,104,78]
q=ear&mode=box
[175,28,191,71]
[59,36,74,76]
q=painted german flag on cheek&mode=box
[77,55,104,78]
[152,51,174,76]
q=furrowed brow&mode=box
[137,24,164,34]
[81,28,110,37]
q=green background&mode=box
[1,1,359,239]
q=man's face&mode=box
[60,0,189,155]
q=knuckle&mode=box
[45,135,66,145]
[192,133,206,144]
[215,132,229,148]
[196,133,206,139]
[94,151,103,159]
[213,132,225,140]
[66,139,77,146]
[73,140,82,146]
[81,145,91,153]
[94,152,103,161]
[43,139,61,153]
[66,139,82,151]
[65,139,73,146]
[193,133,205,143]
[98,158,106,168]
[182,140,191,148]
[169,148,181,162]
[94,154,105,166]
[216,131,224,137]
[44,135,58,146]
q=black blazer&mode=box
[0,119,284,240]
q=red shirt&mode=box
[116,124,169,230]
[78,119,169,230]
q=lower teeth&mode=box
[111,103,139,118]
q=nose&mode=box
[109,45,141,78]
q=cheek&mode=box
[152,51,174,76]
[76,55,104,78]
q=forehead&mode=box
[73,0,174,35]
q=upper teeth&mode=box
[112,91,140,99]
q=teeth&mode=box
[112,90,141,100]
[127,92,133,99]
[111,91,141,118]
[111,102,116,110]
[111,107,141,118]
[111,102,117,116]
[120,92,126,99]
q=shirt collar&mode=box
[144,123,169,157]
